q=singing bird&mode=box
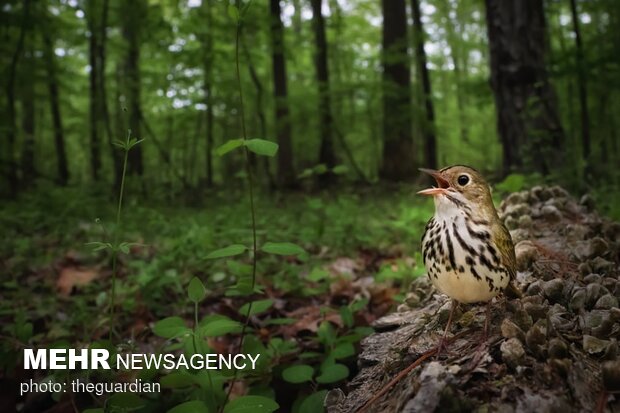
[418,165,518,351]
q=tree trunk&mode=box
[411,0,437,170]
[122,0,145,175]
[86,0,102,181]
[440,0,469,143]
[380,0,415,181]
[43,31,69,186]
[97,0,121,188]
[484,0,565,176]
[569,0,591,165]
[20,51,35,187]
[269,0,295,188]
[202,0,214,187]
[311,0,336,184]
[4,0,30,195]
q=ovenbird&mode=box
[418,166,518,350]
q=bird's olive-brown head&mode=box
[418,165,498,220]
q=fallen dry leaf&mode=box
[57,267,98,296]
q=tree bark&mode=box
[440,0,469,143]
[97,0,122,188]
[569,0,591,164]
[86,0,102,181]
[121,0,145,175]
[202,0,214,187]
[20,51,35,187]
[4,0,30,195]
[380,0,415,181]
[484,0,565,176]
[269,0,296,188]
[43,31,69,186]
[311,0,336,184]
[411,0,437,170]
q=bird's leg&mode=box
[483,300,491,341]
[436,299,457,359]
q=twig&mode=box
[356,329,473,413]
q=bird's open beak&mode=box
[417,168,450,196]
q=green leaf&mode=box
[153,317,190,339]
[244,139,279,157]
[160,372,196,389]
[317,321,336,346]
[227,4,240,22]
[128,138,144,149]
[316,363,349,384]
[299,390,328,413]
[188,277,207,303]
[201,318,243,337]
[331,342,355,359]
[261,242,305,256]
[340,306,353,328]
[224,395,278,413]
[83,409,105,413]
[332,165,348,175]
[239,299,273,317]
[313,164,328,174]
[206,244,247,259]
[282,364,314,384]
[168,400,210,413]
[107,393,145,410]
[216,139,243,156]
[86,241,113,252]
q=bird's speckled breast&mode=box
[422,213,510,303]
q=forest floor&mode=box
[0,185,433,412]
[3,184,618,412]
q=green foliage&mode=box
[244,139,279,157]
[168,400,210,413]
[223,396,278,413]
[238,299,273,316]
[206,244,248,259]
[188,277,207,303]
[282,365,314,384]
[261,242,305,255]
[153,317,190,339]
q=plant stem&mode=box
[108,130,131,340]
[193,301,216,409]
[222,3,258,409]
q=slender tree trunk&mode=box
[86,1,102,181]
[380,0,415,181]
[311,0,336,184]
[203,0,214,187]
[43,31,69,185]
[97,0,121,188]
[440,0,469,143]
[291,0,303,45]
[569,0,591,165]
[411,0,437,170]
[122,0,145,175]
[269,0,295,188]
[5,0,30,195]
[20,51,35,187]
[484,0,565,176]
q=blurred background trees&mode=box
[1,0,619,200]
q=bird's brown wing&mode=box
[494,221,521,298]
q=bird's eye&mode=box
[457,175,470,186]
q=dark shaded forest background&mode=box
[2,0,619,204]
